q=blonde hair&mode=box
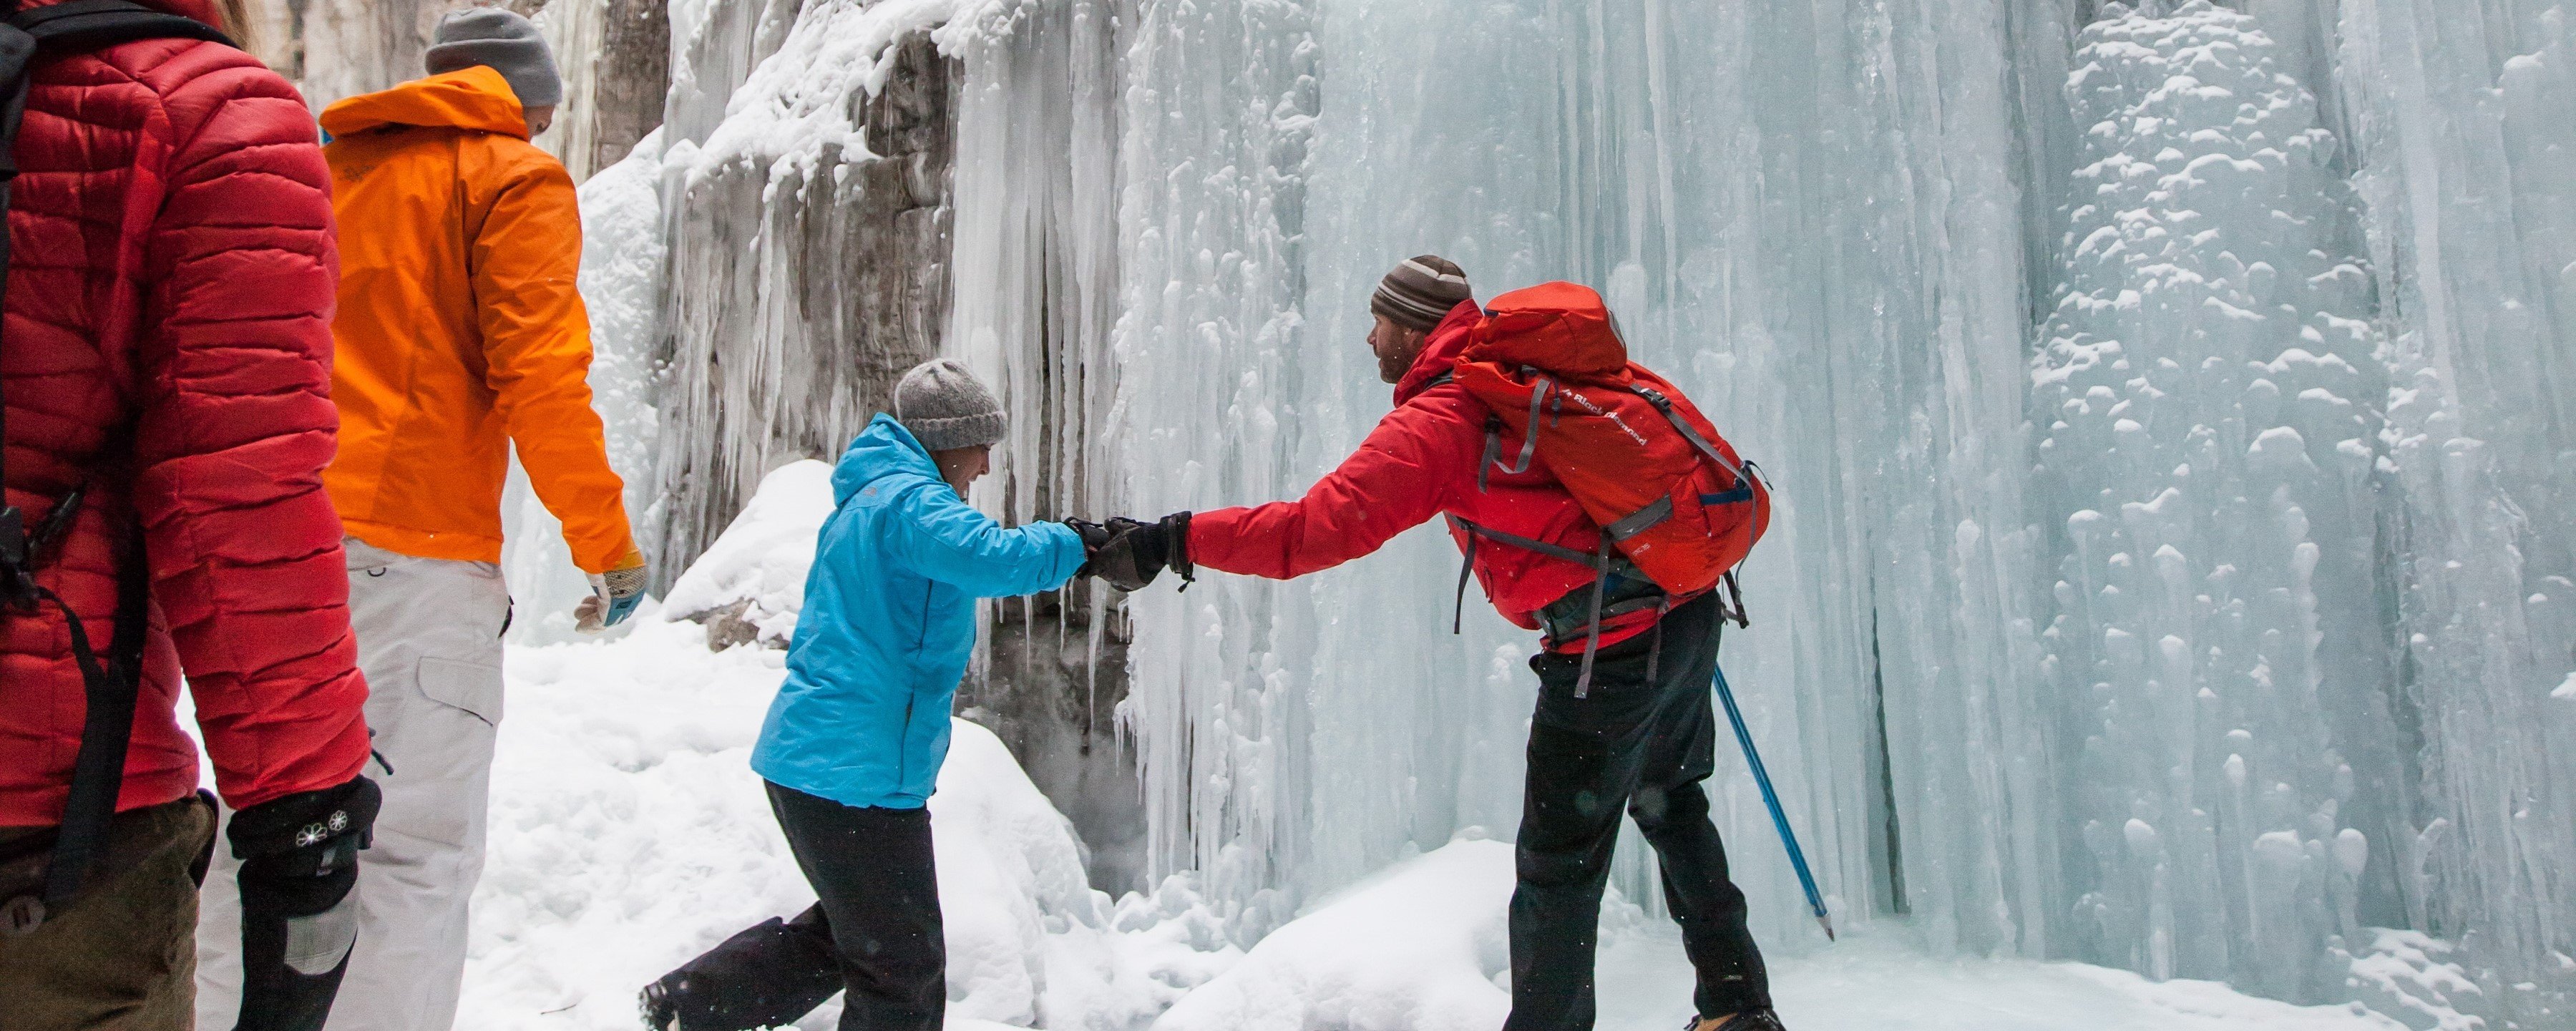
[211,0,258,56]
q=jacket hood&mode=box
[1394,300,1487,403]
[834,414,943,504]
[1460,281,1631,378]
[318,67,530,139]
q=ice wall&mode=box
[1073,0,2575,1015]
[1106,0,2079,952]
[609,0,2576,1019]
[2333,0,2576,991]
[2034,6,2389,996]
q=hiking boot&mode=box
[639,982,678,1030]
[1687,1010,1787,1031]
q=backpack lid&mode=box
[1463,281,1630,378]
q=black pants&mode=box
[1503,592,1771,1030]
[649,782,943,1031]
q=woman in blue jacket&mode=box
[643,359,1093,1031]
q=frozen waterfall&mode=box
[566,0,2576,1022]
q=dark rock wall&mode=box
[590,0,670,175]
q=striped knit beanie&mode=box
[1370,255,1473,331]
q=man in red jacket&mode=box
[1092,258,1781,1031]
[0,3,376,1029]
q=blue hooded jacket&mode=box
[751,415,1085,809]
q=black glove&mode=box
[1067,519,1118,576]
[1085,512,1192,592]
[229,776,379,1031]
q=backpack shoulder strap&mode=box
[11,1,232,52]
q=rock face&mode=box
[587,0,668,175]
[966,593,1143,893]
[653,31,957,574]
[243,0,668,183]
[295,0,442,107]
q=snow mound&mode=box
[457,620,1223,1030]
[1151,840,1516,1031]
[659,459,836,646]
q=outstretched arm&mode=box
[884,482,1086,597]
[1188,393,1480,580]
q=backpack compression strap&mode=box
[1445,514,1640,698]
[0,0,230,920]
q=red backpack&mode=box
[1446,282,1770,689]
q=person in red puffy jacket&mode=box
[0,3,376,1028]
[1088,257,1782,1031]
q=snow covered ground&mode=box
[441,616,2424,1031]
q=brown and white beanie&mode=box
[1370,255,1473,331]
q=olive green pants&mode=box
[0,795,216,1030]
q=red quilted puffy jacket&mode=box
[1189,300,1667,651]
[0,0,368,826]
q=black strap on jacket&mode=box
[0,0,233,922]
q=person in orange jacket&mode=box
[192,10,644,1031]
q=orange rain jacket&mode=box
[317,67,635,573]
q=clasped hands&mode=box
[1067,512,1192,592]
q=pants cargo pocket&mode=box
[416,655,503,726]
[367,655,503,850]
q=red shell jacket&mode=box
[1189,301,1665,650]
[0,0,369,826]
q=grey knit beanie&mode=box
[424,7,563,108]
[1370,255,1473,331]
[894,359,1007,451]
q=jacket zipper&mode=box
[917,581,934,649]
[902,580,933,796]
[895,697,914,793]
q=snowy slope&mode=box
[447,622,2429,1031]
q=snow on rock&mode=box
[658,459,836,647]
[684,0,996,179]
[1151,840,1517,1031]
[2334,929,2488,1031]
[932,721,1232,1029]
[652,0,995,572]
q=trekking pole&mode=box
[1712,660,1835,941]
